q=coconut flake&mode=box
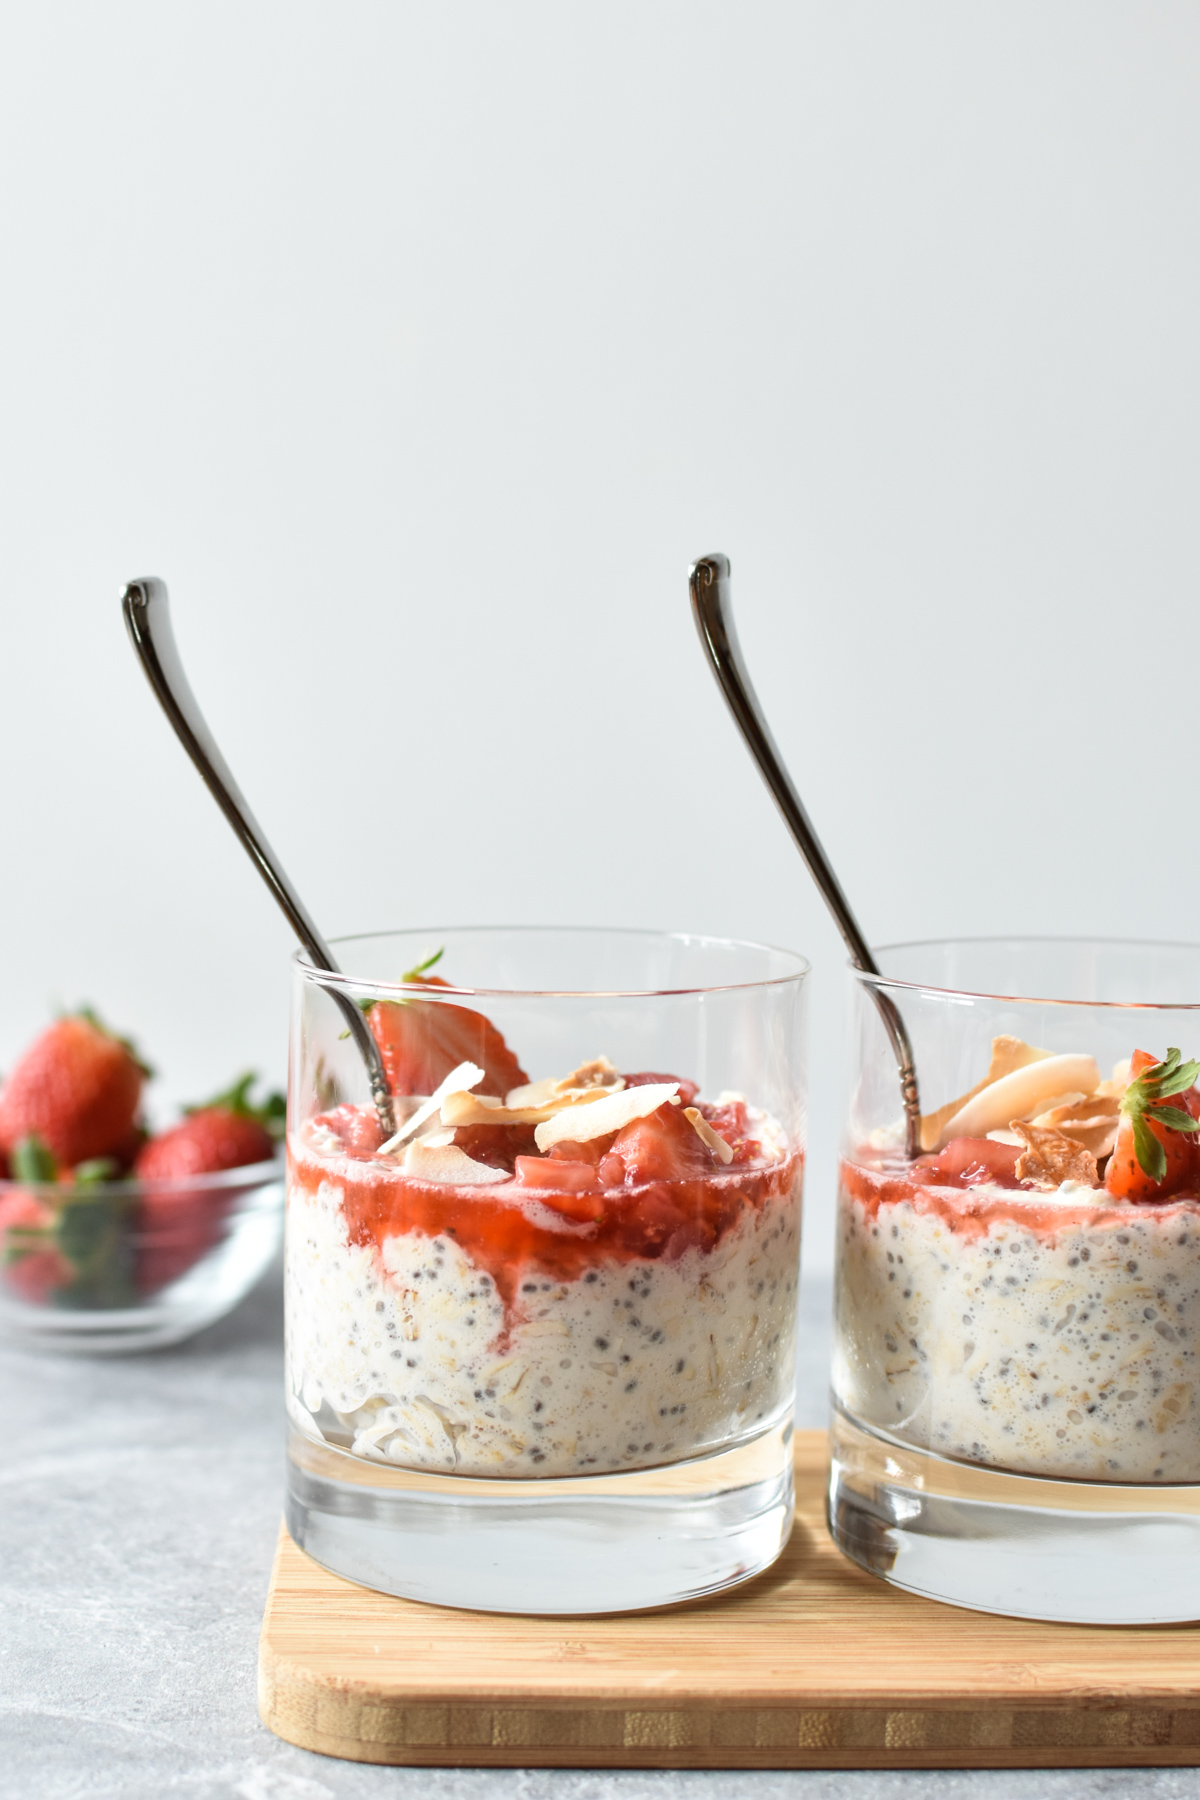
[936,1054,1102,1148]
[684,1107,735,1165]
[535,1082,680,1151]
[920,1036,1053,1153]
[440,1092,561,1128]
[401,1140,513,1184]
[506,1056,626,1110]
[378,1061,486,1154]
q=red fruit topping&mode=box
[609,1101,715,1185]
[546,1137,610,1167]
[293,1141,797,1315]
[315,1104,385,1159]
[514,1157,600,1195]
[452,1121,538,1173]
[1105,1049,1200,1203]
[369,981,529,1100]
[913,1137,1022,1189]
[0,1014,144,1169]
[624,1072,700,1108]
[698,1098,763,1165]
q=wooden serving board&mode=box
[258,1431,1200,1770]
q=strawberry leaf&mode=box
[1147,1057,1200,1099]
[1147,1105,1200,1135]
[1131,1113,1167,1185]
[184,1073,286,1140]
[12,1134,57,1183]
[401,947,444,982]
[72,1005,155,1080]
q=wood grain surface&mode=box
[258,1431,1200,1769]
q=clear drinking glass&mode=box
[830,937,1200,1624]
[285,926,808,1614]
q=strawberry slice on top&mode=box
[368,974,528,1100]
[1105,1047,1200,1202]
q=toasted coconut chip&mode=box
[936,1054,1102,1149]
[684,1107,735,1165]
[378,1061,486,1154]
[401,1140,513,1185]
[1032,1091,1120,1161]
[920,1036,1052,1153]
[440,1092,560,1128]
[506,1056,625,1110]
[1012,1121,1099,1190]
[535,1082,679,1151]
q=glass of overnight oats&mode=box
[284,926,808,1614]
[830,937,1200,1624]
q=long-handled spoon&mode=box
[688,553,921,1158]
[122,578,396,1137]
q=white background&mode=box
[1,2,1198,1270]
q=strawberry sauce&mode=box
[289,1144,799,1314]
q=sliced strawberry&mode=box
[0,1012,145,1168]
[609,1101,714,1185]
[698,1098,762,1165]
[545,1136,612,1167]
[1105,1048,1200,1202]
[452,1121,538,1173]
[368,977,528,1100]
[314,1104,385,1158]
[914,1137,1022,1189]
[514,1157,602,1206]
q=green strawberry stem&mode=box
[184,1072,286,1141]
[1122,1047,1200,1183]
[353,947,445,1024]
[12,1134,58,1183]
[72,1005,155,1080]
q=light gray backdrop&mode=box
[1,1,1198,1273]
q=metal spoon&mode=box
[121,578,396,1137]
[688,553,921,1157]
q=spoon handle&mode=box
[122,578,396,1137]
[688,554,921,1156]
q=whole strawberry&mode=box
[0,1011,146,1169]
[134,1074,282,1293]
[135,1073,283,1179]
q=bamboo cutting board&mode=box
[258,1431,1200,1769]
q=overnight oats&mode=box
[284,927,808,1614]
[829,938,1200,1624]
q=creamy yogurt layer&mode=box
[287,1159,799,1476]
[836,1170,1200,1480]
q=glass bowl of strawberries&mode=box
[0,1011,283,1353]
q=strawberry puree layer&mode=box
[835,1158,1200,1481]
[285,1137,802,1478]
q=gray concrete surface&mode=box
[2,1265,1197,1800]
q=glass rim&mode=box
[294,924,811,1000]
[0,1156,283,1199]
[850,934,1200,1011]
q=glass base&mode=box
[286,1417,794,1615]
[829,1405,1200,1625]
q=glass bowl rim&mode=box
[0,1155,283,1200]
[851,934,1200,1010]
[294,924,811,999]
